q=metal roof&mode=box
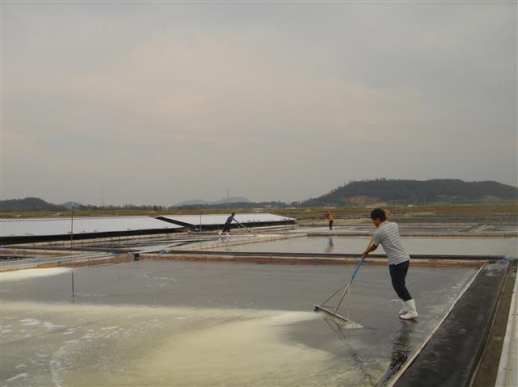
[157,213,295,227]
[0,216,182,237]
[0,213,294,239]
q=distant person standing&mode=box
[362,208,418,320]
[222,212,235,234]
[326,212,334,230]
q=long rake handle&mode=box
[334,257,364,312]
[321,283,347,306]
[332,236,373,312]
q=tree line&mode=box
[1,179,517,212]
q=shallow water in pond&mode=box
[212,235,517,257]
[1,258,490,387]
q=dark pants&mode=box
[328,220,333,230]
[389,260,412,301]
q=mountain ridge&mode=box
[301,178,518,206]
[1,179,516,211]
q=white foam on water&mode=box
[5,373,28,382]
[142,309,334,386]
[20,318,40,326]
[0,301,362,387]
[0,267,72,282]
[43,321,63,331]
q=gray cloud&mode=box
[2,1,516,205]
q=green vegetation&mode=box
[1,179,516,218]
[0,197,66,212]
[301,179,517,207]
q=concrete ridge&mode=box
[1,251,489,272]
[393,261,510,387]
[495,266,517,387]
[308,231,517,238]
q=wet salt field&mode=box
[1,256,496,387]
[1,234,515,387]
[213,235,517,258]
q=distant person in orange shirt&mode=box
[326,212,334,230]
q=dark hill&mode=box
[302,179,518,206]
[2,179,517,211]
[0,197,66,212]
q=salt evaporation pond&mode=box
[1,257,491,387]
[212,235,517,257]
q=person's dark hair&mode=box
[370,208,386,221]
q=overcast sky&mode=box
[1,1,516,206]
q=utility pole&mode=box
[70,205,74,249]
[100,186,105,207]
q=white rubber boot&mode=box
[398,300,408,315]
[400,299,418,320]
